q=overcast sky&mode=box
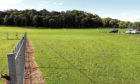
[0,0,140,22]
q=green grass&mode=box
[0,40,18,83]
[0,26,140,84]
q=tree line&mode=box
[0,9,139,28]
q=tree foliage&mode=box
[132,22,140,28]
[0,9,136,28]
[119,21,132,28]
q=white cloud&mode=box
[101,11,140,22]
[53,2,64,6]
[102,15,140,22]
[119,16,140,22]
[111,13,140,22]
[0,0,23,4]
[117,11,140,22]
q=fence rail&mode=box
[0,32,24,40]
[7,32,27,84]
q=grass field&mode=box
[0,26,140,84]
[0,39,18,83]
[0,31,24,83]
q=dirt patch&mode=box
[4,80,10,84]
[129,37,140,39]
[24,40,46,84]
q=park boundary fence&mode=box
[7,32,27,84]
[0,32,24,40]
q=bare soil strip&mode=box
[4,40,46,84]
[4,79,10,84]
[24,40,46,84]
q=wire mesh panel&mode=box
[7,32,27,84]
[0,32,25,82]
[0,39,19,83]
[0,32,7,40]
[0,32,24,40]
[0,57,8,74]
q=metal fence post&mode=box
[7,54,17,84]
[15,49,25,84]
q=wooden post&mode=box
[7,53,17,84]
[16,33,18,40]
[7,32,9,40]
